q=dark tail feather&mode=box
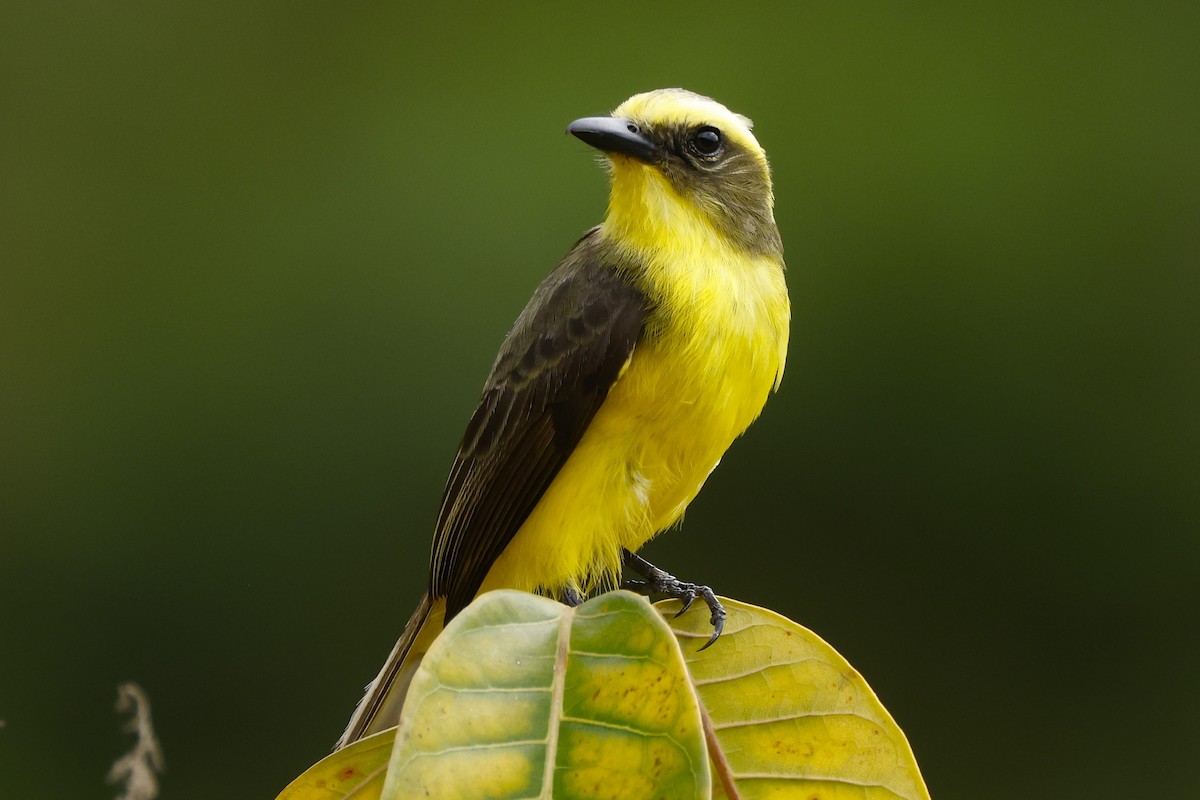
[336,591,441,749]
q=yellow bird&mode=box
[339,88,790,747]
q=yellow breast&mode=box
[603,217,791,534]
[477,183,790,599]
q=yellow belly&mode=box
[477,265,788,598]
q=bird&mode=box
[338,88,790,748]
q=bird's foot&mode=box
[558,586,585,607]
[620,548,726,649]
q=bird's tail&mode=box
[336,591,446,749]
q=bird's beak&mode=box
[567,116,660,164]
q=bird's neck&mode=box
[603,166,720,258]
[602,165,781,262]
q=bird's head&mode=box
[568,89,780,258]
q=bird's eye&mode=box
[687,126,723,158]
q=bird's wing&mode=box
[430,228,648,618]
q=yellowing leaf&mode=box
[381,590,709,800]
[660,598,931,800]
[276,728,393,800]
[277,593,930,800]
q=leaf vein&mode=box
[559,715,679,738]
[691,657,824,685]
[711,709,887,730]
[731,773,906,794]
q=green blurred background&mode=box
[2,2,1197,797]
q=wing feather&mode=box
[430,229,648,618]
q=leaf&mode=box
[659,598,931,800]
[380,590,709,800]
[275,728,393,800]
[277,593,930,800]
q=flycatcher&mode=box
[339,88,790,747]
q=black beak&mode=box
[567,116,660,164]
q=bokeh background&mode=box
[2,2,1197,798]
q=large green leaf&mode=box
[381,590,708,800]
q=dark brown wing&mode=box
[430,228,648,618]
